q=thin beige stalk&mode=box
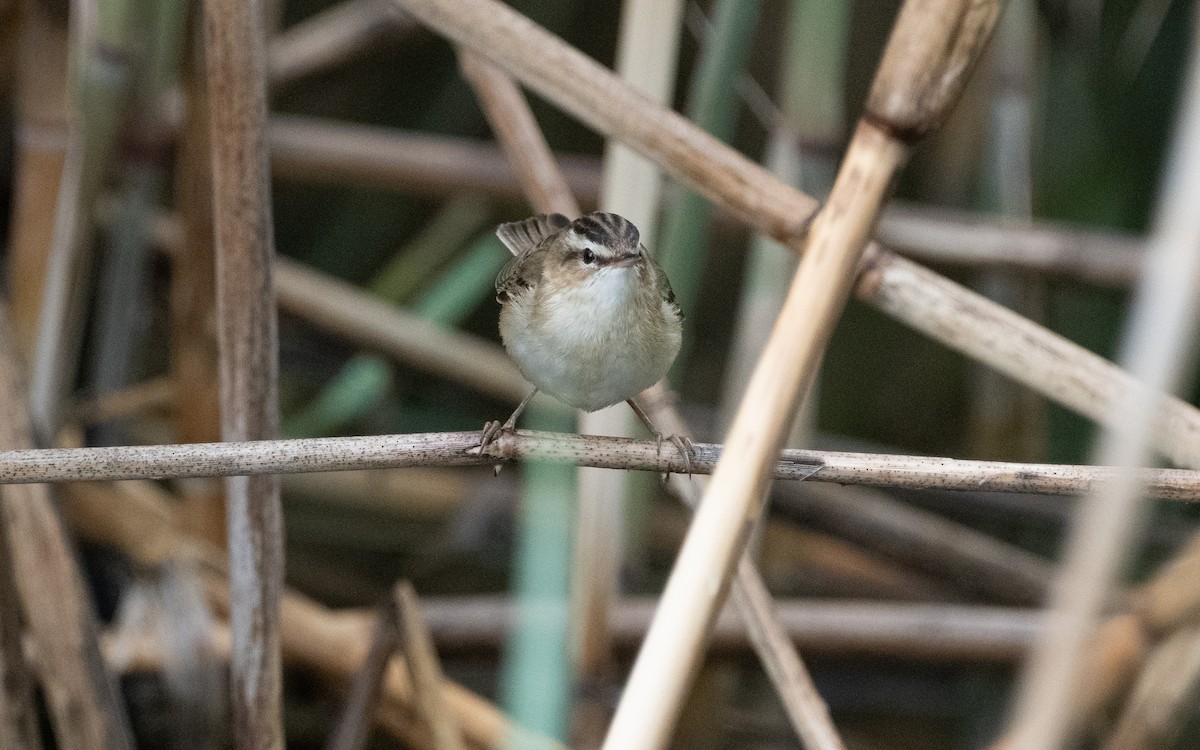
[1004,15,1200,750]
[203,0,284,746]
[104,595,1042,674]
[603,0,1000,738]
[2,431,1200,500]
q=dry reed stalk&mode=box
[601,0,999,742]
[173,40,227,547]
[0,496,40,750]
[268,0,416,88]
[458,53,577,215]
[1100,626,1200,750]
[855,248,1200,468]
[0,308,133,750]
[269,115,601,202]
[104,593,1041,673]
[457,51,844,749]
[391,0,1200,474]
[396,582,468,750]
[9,0,69,358]
[879,202,1143,286]
[1002,15,1200,750]
[202,0,284,746]
[386,595,1040,663]
[4,430,1200,500]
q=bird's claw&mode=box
[655,432,695,480]
[475,418,516,476]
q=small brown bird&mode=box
[479,212,689,464]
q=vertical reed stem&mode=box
[203,0,284,746]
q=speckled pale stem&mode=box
[0,431,1198,500]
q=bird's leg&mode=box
[625,397,694,476]
[479,388,537,453]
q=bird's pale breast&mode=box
[499,265,681,412]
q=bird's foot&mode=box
[655,432,695,479]
[473,416,519,476]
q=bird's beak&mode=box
[612,251,641,268]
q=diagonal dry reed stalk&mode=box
[0,307,133,750]
[202,0,284,746]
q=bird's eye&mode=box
[582,248,596,264]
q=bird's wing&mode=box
[496,213,570,256]
[495,214,569,303]
[648,251,683,320]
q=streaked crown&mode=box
[563,212,640,255]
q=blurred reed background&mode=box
[1,0,1199,749]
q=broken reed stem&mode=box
[396,582,467,750]
[1,429,1200,499]
[1003,16,1200,750]
[385,595,1041,662]
[388,0,1200,473]
[202,0,284,746]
